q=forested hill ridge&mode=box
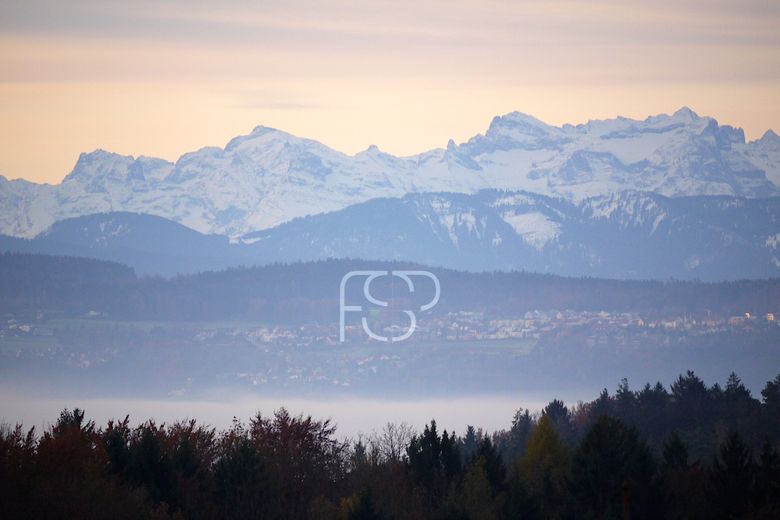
[1,252,778,323]
[2,371,779,519]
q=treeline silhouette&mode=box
[2,371,779,519]
[2,252,779,323]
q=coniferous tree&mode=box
[659,432,708,519]
[761,375,780,435]
[569,416,659,520]
[522,414,570,518]
[589,388,612,421]
[754,437,780,516]
[542,399,575,446]
[461,425,480,463]
[407,420,460,508]
[504,460,542,520]
[710,432,754,519]
[460,458,500,520]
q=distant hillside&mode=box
[241,190,780,280]
[0,252,135,314]
[2,190,779,280]
[0,253,777,323]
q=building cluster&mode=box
[1,309,778,345]
[0,316,54,338]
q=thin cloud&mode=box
[233,101,328,111]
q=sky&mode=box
[1,0,779,184]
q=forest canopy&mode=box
[2,370,779,519]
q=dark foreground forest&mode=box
[2,371,780,520]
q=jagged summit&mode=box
[486,111,553,136]
[356,144,384,156]
[224,125,295,152]
[63,150,136,183]
[760,129,780,143]
[673,106,699,119]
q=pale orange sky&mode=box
[1,0,779,184]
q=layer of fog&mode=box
[0,392,566,438]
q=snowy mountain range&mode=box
[4,190,778,280]
[1,108,779,239]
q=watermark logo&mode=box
[339,270,440,342]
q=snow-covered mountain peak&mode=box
[672,106,699,120]
[355,144,386,158]
[699,119,746,147]
[61,149,176,186]
[640,107,710,131]
[757,129,780,147]
[73,148,131,166]
[486,111,555,137]
[251,124,278,135]
[223,125,301,152]
[63,150,137,184]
